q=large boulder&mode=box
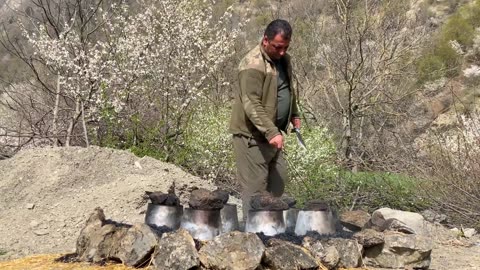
[353,229,384,248]
[199,231,265,270]
[115,223,158,267]
[153,229,199,270]
[340,210,371,232]
[302,237,339,270]
[75,208,157,267]
[369,208,430,236]
[363,231,433,269]
[326,238,363,268]
[263,239,319,270]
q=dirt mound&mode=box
[0,146,235,261]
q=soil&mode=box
[0,146,479,270]
[0,146,240,261]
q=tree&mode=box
[292,0,426,170]
[1,0,240,151]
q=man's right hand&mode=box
[269,134,283,149]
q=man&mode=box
[229,19,301,218]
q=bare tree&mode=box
[291,0,426,170]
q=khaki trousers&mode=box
[232,135,287,220]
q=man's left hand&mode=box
[291,117,301,129]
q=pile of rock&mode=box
[71,206,434,269]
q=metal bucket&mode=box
[220,204,239,233]
[145,204,183,230]
[294,210,336,236]
[180,208,221,241]
[283,208,300,233]
[245,210,286,236]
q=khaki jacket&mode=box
[229,44,299,141]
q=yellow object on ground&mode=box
[0,254,147,270]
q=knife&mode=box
[292,128,307,150]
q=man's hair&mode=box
[264,19,292,40]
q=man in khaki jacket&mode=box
[229,19,301,219]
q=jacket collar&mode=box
[259,42,291,65]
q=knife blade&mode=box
[292,128,307,150]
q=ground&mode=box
[0,146,479,270]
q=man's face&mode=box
[262,33,290,60]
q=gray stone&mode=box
[340,210,371,231]
[381,218,416,234]
[353,229,384,247]
[363,231,433,269]
[153,229,199,270]
[463,228,477,238]
[302,237,339,269]
[421,209,448,224]
[116,223,158,267]
[76,208,157,267]
[371,208,430,236]
[199,231,265,270]
[263,239,318,270]
[327,238,362,268]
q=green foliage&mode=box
[175,105,236,185]
[0,249,6,256]
[415,1,480,83]
[285,128,429,211]
[416,53,446,82]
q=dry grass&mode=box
[0,254,149,270]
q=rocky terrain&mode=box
[0,146,240,261]
[0,146,479,270]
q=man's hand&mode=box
[291,117,301,129]
[269,134,283,149]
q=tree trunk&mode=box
[66,98,81,147]
[52,75,61,147]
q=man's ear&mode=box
[262,35,269,46]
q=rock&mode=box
[303,200,330,211]
[369,208,430,236]
[340,210,371,231]
[281,196,297,208]
[381,218,416,234]
[199,231,265,270]
[212,189,229,205]
[76,208,157,267]
[153,229,199,270]
[326,238,362,268]
[263,238,319,270]
[33,229,49,236]
[26,203,35,210]
[250,192,289,211]
[353,229,384,247]
[421,209,448,224]
[463,228,477,238]
[302,237,339,269]
[363,231,433,269]
[189,188,224,210]
[145,191,180,206]
[116,223,158,267]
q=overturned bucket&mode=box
[294,209,336,236]
[220,204,239,233]
[181,208,221,241]
[145,204,183,230]
[245,210,286,236]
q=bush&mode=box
[284,126,429,211]
[175,105,236,189]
